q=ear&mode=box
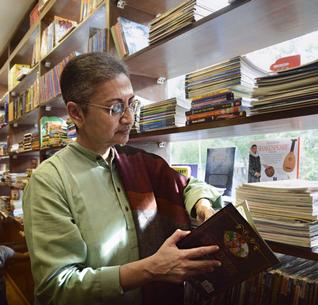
[67,101,85,129]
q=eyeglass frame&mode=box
[80,99,140,118]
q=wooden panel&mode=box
[125,0,318,78]
[9,24,40,66]
[130,74,167,101]
[41,0,82,23]
[124,0,182,15]
[129,105,318,144]
[0,60,8,87]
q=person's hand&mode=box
[255,172,261,177]
[195,198,216,223]
[147,229,221,283]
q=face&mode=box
[75,73,135,153]
[251,146,257,154]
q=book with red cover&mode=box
[177,203,279,297]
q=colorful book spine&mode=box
[186,99,242,115]
[186,105,241,121]
[186,111,246,125]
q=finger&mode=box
[165,229,191,246]
[186,259,222,272]
[182,245,220,259]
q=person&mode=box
[0,245,28,305]
[22,53,223,305]
[248,144,261,182]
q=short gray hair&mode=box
[60,53,128,110]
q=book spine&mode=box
[191,91,234,104]
[186,111,246,125]
[186,99,241,115]
[186,106,241,120]
[186,88,230,99]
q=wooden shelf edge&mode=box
[124,0,250,76]
[129,105,318,143]
[267,240,318,260]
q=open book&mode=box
[177,203,279,296]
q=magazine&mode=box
[248,138,300,182]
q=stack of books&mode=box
[139,98,190,132]
[149,0,215,45]
[236,180,318,249]
[40,116,68,148]
[250,59,318,114]
[111,17,149,57]
[184,56,265,124]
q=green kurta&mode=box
[23,142,221,305]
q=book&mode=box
[205,147,236,196]
[186,111,246,125]
[177,203,280,297]
[112,17,149,57]
[248,138,300,182]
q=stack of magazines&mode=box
[139,98,190,132]
[250,59,318,114]
[184,56,265,124]
[149,0,215,45]
[236,180,318,249]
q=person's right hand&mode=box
[147,229,221,283]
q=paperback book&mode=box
[177,203,279,297]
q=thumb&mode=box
[165,229,191,246]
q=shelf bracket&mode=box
[116,0,126,9]
[157,77,166,85]
[157,142,166,148]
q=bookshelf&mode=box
[0,0,318,303]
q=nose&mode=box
[120,106,135,124]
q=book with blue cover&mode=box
[118,17,149,55]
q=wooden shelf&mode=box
[124,0,181,16]
[125,0,318,78]
[41,94,66,109]
[9,107,39,126]
[40,2,106,68]
[9,23,39,64]
[10,149,40,156]
[0,124,9,137]
[267,241,318,261]
[129,105,318,143]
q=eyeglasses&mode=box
[83,99,139,117]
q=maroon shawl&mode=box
[115,145,191,305]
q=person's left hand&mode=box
[195,198,216,223]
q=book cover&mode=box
[171,163,198,178]
[205,147,236,196]
[248,138,300,182]
[118,17,149,55]
[177,203,280,297]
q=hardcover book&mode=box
[177,203,279,297]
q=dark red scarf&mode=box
[115,145,191,305]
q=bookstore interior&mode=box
[0,0,318,304]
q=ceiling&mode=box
[0,0,34,55]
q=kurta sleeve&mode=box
[183,177,222,218]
